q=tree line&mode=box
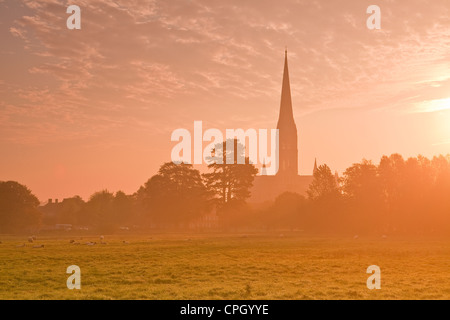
[252,153,450,235]
[1,149,450,235]
[0,140,257,233]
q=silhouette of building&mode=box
[249,50,314,203]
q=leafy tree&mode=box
[112,191,134,226]
[378,154,406,211]
[307,164,339,201]
[342,160,381,202]
[270,192,306,228]
[137,162,209,227]
[342,159,386,233]
[203,139,258,207]
[83,190,115,232]
[429,155,450,226]
[58,196,85,225]
[0,181,41,233]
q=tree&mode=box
[83,190,115,232]
[307,164,339,201]
[0,181,41,233]
[137,162,209,228]
[342,160,381,201]
[271,192,306,229]
[378,154,405,210]
[306,164,342,232]
[203,139,258,207]
[429,155,450,228]
[112,191,134,226]
[341,159,384,233]
[58,196,85,225]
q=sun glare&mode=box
[416,97,450,113]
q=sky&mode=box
[1,0,449,202]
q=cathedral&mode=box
[249,51,314,203]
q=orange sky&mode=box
[1,0,449,202]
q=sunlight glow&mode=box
[414,97,450,113]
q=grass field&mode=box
[0,233,449,300]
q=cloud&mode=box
[0,0,449,146]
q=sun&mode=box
[423,97,450,113]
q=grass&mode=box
[0,233,449,300]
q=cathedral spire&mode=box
[313,158,318,174]
[276,50,298,176]
[277,49,295,128]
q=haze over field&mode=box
[1,1,450,302]
[0,234,449,300]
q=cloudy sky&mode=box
[1,0,449,201]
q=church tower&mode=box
[276,50,298,176]
[249,50,314,203]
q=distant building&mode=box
[39,198,60,221]
[250,51,314,203]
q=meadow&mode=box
[0,233,449,300]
